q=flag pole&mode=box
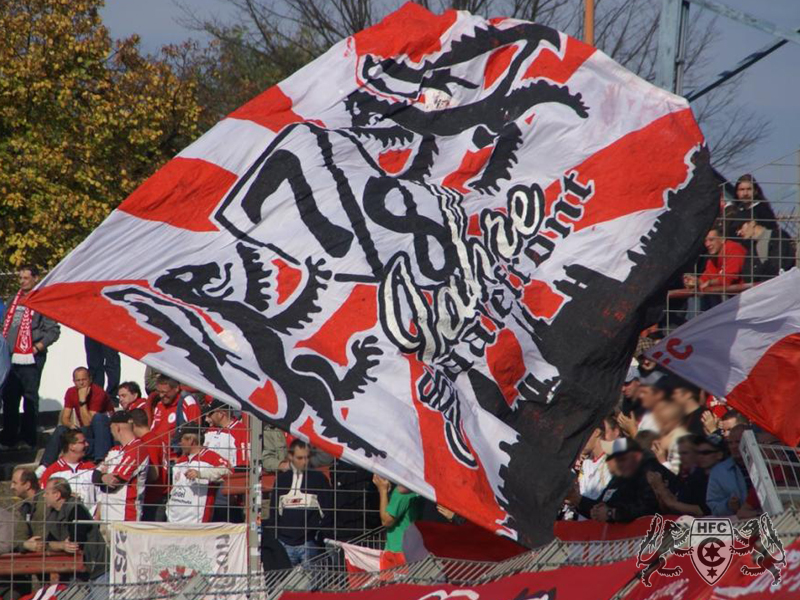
[585,0,595,45]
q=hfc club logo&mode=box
[690,518,734,585]
[636,514,786,587]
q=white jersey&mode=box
[97,438,149,523]
[167,449,230,524]
[578,454,611,501]
[42,460,98,516]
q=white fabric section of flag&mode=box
[327,539,383,572]
[110,522,247,594]
[645,268,800,397]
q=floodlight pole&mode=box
[655,0,689,94]
[584,0,594,46]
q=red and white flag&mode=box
[646,268,800,444]
[25,3,716,546]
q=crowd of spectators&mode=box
[560,338,778,527]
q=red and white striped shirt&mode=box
[167,449,230,523]
[151,394,201,436]
[41,458,97,515]
[99,438,149,522]
[205,417,250,468]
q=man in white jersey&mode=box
[94,411,149,522]
[167,426,231,523]
[204,400,249,469]
[40,429,97,516]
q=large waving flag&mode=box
[25,3,717,545]
[646,268,800,445]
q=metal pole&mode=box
[248,413,263,576]
[584,0,594,46]
[796,149,800,267]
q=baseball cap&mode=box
[600,437,642,459]
[625,362,640,383]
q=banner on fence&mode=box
[109,522,247,589]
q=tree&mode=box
[181,0,768,173]
[0,0,201,270]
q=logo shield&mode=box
[689,518,734,585]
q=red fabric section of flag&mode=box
[485,328,525,406]
[414,521,526,561]
[523,36,595,84]
[405,355,507,534]
[521,279,564,319]
[24,281,162,359]
[273,259,302,304]
[117,157,236,232]
[725,333,800,446]
[442,147,493,193]
[484,45,517,88]
[378,148,412,174]
[353,3,457,62]
[298,416,345,459]
[295,284,378,366]
[542,109,703,230]
[228,85,305,132]
[249,380,279,416]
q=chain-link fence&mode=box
[660,150,800,336]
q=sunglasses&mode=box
[696,449,721,455]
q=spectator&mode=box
[672,381,709,437]
[151,376,202,453]
[649,434,724,517]
[204,400,250,469]
[43,478,108,586]
[39,430,97,516]
[683,224,747,317]
[578,415,620,501]
[84,336,120,401]
[569,438,678,523]
[94,411,150,523]
[373,473,423,569]
[617,377,669,437]
[706,424,750,516]
[651,401,689,474]
[143,366,161,396]
[619,363,642,421]
[167,426,231,524]
[128,408,167,522]
[719,409,749,437]
[266,440,332,566]
[736,211,795,281]
[118,382,150,423]
[0,265,61,449]
[262,424,289,472]
[729,174,777,224]
[10,467,46,552]
[40,367,114,468]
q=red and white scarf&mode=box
[2,290,35,365]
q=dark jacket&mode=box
[9,491,47,552]
[45,496,107,579]
[2,295,61,352]
[577,453,678,523]
[265,468,332,546]
[741,229,795,283]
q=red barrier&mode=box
[554,516,682,542]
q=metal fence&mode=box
[660,150,800,336]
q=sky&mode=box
[99,0,800,212]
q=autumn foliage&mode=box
[0,0,201,269]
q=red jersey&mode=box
[100,437,149,522]
[139,429,168,504]
[126,397,152,423]
[205,417,250,468]
[151,393,202,435]
[700,240,747,287]
[64,384,114,426]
